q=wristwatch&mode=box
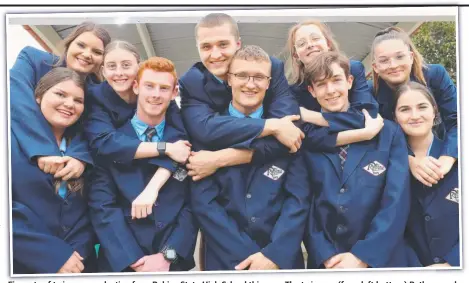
[157,142,166,156]
[161,245,178,263]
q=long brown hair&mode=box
[35,67,86,194]
[371,26,427,97]
[53,21,111,81]
[285,20,340,85]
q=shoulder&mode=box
[269,56,285,72]
[19,46,57,63]
[350,59,364,71]
[180,62,206,83]
[423,64,447,79]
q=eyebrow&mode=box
[377,51,406,58]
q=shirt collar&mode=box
[59,137,67,153]
[211,73,225,84]
[131,113,165,141]
[228,102,264,119]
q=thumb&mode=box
[61,156,73,163]
[235,257,252,270]
[362,109,371,118]
[130,257,146,268]
[288,115,301,121]
[325,254,341,268]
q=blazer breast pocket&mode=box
[357,151,389,188]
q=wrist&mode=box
[264,119,279,135]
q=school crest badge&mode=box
[363,161,386,176]
[172,167,188,181]
[264,165,285,181]
[446,188,459,204]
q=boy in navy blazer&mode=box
[300,51,413,269]
[88,57,197,272]
[180,13,305,182]
[191,45,310,271]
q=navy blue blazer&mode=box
[405,137,459,266]
[10,46,93,163]
[84,81,185,172]
[179,57,299,163]
[11,130,96,274]
[88,118,197,272]
[302,120,412,268]
[191,144,309,270]
[372,64,458,159]
[291,60,378,152]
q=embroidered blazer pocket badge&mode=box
[264,165,285,181]
[363,161,386,176]
[172,167,188,181]
[446,188,459,204]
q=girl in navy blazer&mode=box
[85,40,190,219]
[10,21,111,188]
[283,20,383,153]
[393,82,459,267]
[12,68,96,274]
[371,26,458,188]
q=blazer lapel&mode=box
[103,82,136,126]
[322,151,341,180]
[341,140,375,187]
[203,69,231,111]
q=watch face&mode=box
[166,249,177,260]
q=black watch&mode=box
[161,245,178,263]
[157,142,166,156]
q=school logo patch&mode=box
[363,161,386,176]
[263,165,285,181]
[446,188,459,204]
[172,167,188,182]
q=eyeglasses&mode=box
[294,34,324,49]
[228,72,271,84]
[374,52,411,68]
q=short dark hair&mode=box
[304,51,350,87]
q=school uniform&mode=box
[84,81,185,172]
[10,46,95,163]
[405,137,460,266]
[179,58,299,162]
[191,104,310,270]
[11,130,96,274]
[88,113,197,272]
[290,60,378,153]
[302,117,413,268]
[372,64,458,159]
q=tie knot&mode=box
[144,127,157,142]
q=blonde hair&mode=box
[195,13,240,40]
[104,40,141,63]
[371,26,427,97]
[285,20,340,85]
[232,45,271,63]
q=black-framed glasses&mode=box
[228,72,271,84]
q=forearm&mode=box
[145,167,172,194]
[134,142,161,159]
[301,108,329,127]
[213,148,254,168]
[336,128,371,146]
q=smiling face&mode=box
[228,57,271,115]
[395,88,436,138]
[372,38,414,87]
[133,69,178,126]
[294,24,330,65]
[36,80,85,131]
[307,62,353,113]
[102,47,139,94]
[196,23,241,80]
[65,31,105,74]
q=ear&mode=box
[372,62,380,74]
[307,85,317,98]
[227,75,233,87]
[235,37,242,51]
[35,97,41,104]
[132,80,139,95]
[409,51,414,63]
[347,75,354,90]
[171,84,179,100]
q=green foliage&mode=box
[411,21,457,84]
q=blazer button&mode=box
[425,215,431,221]
[339,188,346,194]
[157,221,164,229]
[250,217,256,223]
[339,205,346,212]
[336,224,346,234]
[433,257,441,263]
[61,225,70,232]
[246,193,252,199]
[154,201,159,207]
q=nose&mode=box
[115,65,124,76]
[245,76,256,88]
[63,97,74,108]
[82,48,92,59]
[410,108,420,119]
[211,47,222,59]
[325,82,334,94]
[389,57,398,68]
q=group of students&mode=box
[10,12,459,274]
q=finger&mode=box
[146,205,152,216]
[70,265,81,273]
[415,174,433,187]
[289,144,298,153]
[136,205,143,219]
[73,251,84,261]
[55,164,72,179]
[420,164,441,183]
[38,158,45,170]
[288,115,301,122]
[130,257,146,268]
[193,175,202,182]
[131,204,136,219]
[140,208,147,219]
[362,109,371,118]
[76,260,85,272]
[418,170,438,186]
[62,170,76,181]
[299,130,305,139]
[325,255,342,268]
[62,156,73,163]
[428,156,443,167]
[43,162,51,174]
[235,257,252,270]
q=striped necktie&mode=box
[339,145,350,169]
[144,127,157,142]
